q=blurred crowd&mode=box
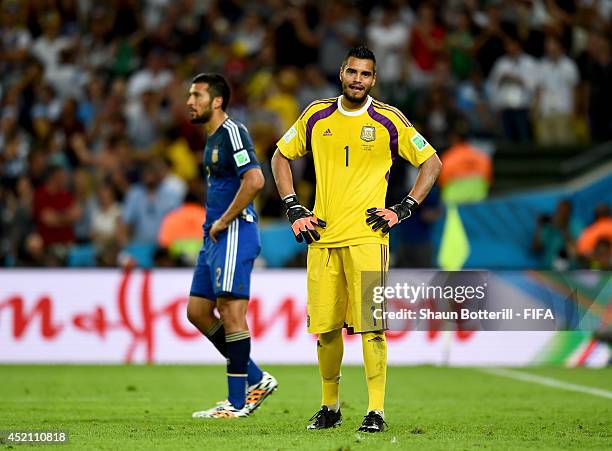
[0,0,611,268]
[533,200,612,270]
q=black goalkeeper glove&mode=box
[282,194,327,244]
[366,195,419,235]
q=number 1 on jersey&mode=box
[344,145,349,167]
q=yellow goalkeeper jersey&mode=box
[276,95,436,248]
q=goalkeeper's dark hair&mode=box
[191,73,231,111]
[342,46,376,72]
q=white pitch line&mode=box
[480,367,612,400]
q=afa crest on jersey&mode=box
[212,146,219,163]
[360,125,376,142]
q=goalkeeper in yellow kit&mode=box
[271,46,441,432]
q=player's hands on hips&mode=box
[366,195,419,235]
[282,194,326,244]
[209,217,229,243]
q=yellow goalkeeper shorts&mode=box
[306,244,389,334]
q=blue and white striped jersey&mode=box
[203,118,260,230]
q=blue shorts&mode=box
[189,218,260,301]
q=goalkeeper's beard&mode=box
[342,84,372,105]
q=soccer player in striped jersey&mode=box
[186,73,277,419]
[272,47,441,432]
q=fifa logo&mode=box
[360,126,376,142]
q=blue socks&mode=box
[225,331,252,409]
[204,321,263,386]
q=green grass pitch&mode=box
[0,365,610,450]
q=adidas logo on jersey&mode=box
[323,128,332,136]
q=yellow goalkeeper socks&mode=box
[362,331,387,412]
[317,329,343,411]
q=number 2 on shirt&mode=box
[344,145,349,167]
